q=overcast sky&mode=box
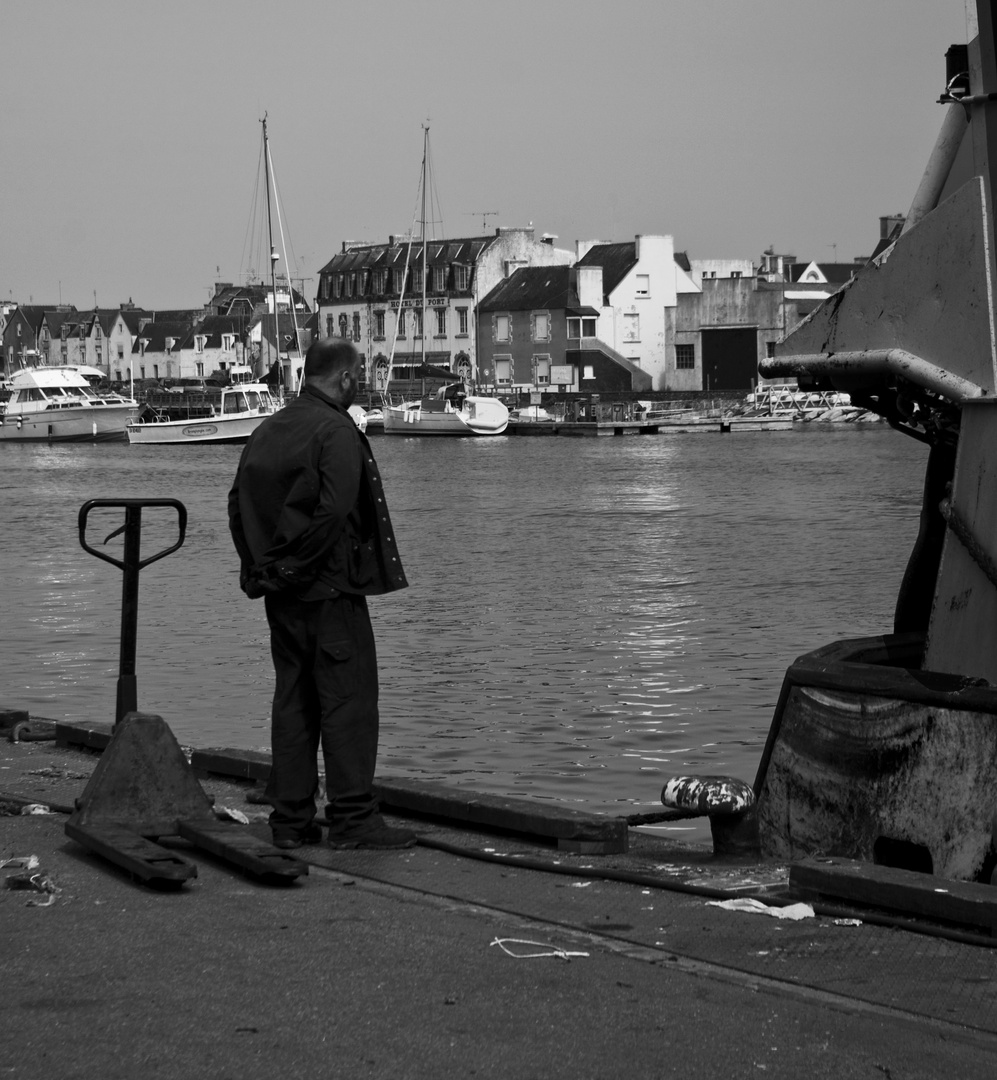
[0,0,973,310]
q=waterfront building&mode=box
[107,306,153,382]
[476,265,652,394]
[315,226,572,390]
[2,306,52,375]
[248,310,316,387]
[477,234,702,393]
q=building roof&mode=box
[320,235,496,276]
[41,308,79,337]
[133,320,192,354]
[209,283,310,317]
[116,309,152,335]
[478,266,576,313]
[575,242,638,300]
[790,262,864,284]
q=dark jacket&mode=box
[228,384,407,600]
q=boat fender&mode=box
[661,775,755,818]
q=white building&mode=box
[315,226,572,388]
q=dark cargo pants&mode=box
[263,591,380,832]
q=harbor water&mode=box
[0,426,925,839]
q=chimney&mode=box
[577,266,603,309]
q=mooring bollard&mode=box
[78,498,187,725]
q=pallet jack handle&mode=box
[78,498,187,725]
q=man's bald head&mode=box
[304,338,362,406]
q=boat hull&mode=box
[0,405,138,443]
[383,396,509,436]
[126,413,267,445]
[756,633,997,880]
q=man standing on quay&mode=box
[228,337,416,850]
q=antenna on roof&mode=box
[467,211,499,230]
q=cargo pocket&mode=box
[317,638,358,704]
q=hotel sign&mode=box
[388,297,448,310]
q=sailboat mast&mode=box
[420,124,429,370]
[262,114,280,383]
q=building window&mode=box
[731,271,742,279]
[454,264,470,291]
[222,334,234,351]
[534,355,550,385]
[326,316,335,337]
[414,310,423,338]
[339,314,349,338]
[494,314,510,342]
[494,356,513,384]
[412,267,423,293]
[676,344,695,369]
[153,365,159,379]
[360,270,370,294]
[532,312,550,342]
[333,276,343,298]
[623,314,639,342]
[766,341,776,358]
[140,366,146,379]
[433,265,447,291]
[194,336,204,353]
[582,365,595,380]
[435,309,446,336]
[373,269,386,293]
[397,310,406,338]
[117,345,124,361]
[456,307,468,336]
[374,311,385,339]
[635,274,649,297]
[196,362,204,377]
[566,317,596,338]
[353,312,361,341]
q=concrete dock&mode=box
[2,729,997,1079]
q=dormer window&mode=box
[454,264,470,291]
[433,265,447,291]
[222,334,235,351]
[373,269,386,293]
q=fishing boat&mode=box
[659,9,997,891]
[382,126,509,438]
[0,365,138,443]
[125,382,277,445]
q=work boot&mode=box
[326,814,417,850]
[271,823,324,850]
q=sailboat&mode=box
[382,126,509,437]
[125,116,288,446]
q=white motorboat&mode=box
[126,382,278,445]
[384,385,509,436]
[0,365,138,443]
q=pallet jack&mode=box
[65,499,305,888]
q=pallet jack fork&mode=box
[67,500,305,888]
[66,712,307,887]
